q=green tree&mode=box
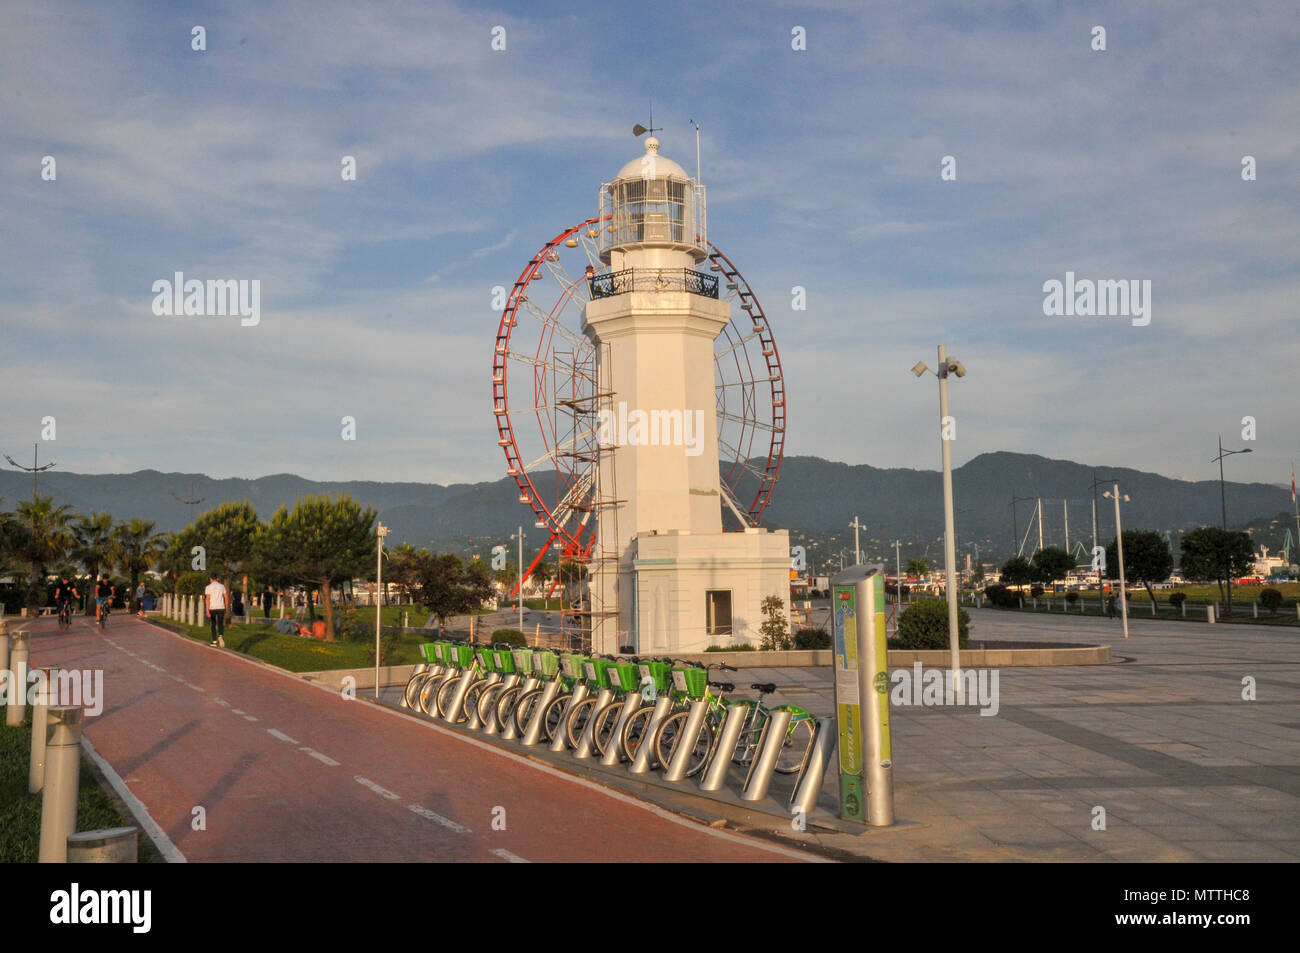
[1104,530,1173,605]
[407,551,493,625]
[758,595,790,650]
[256,494,376,639]
[905,557,930,577]
[70,511,115,614]
[112,518,166,612]
[10,497,75,609]
[1000,555,1033,587]
[1030,546,1075,585]
[191,502,263,599]
[970,562,986,585]
[1180,527,1254,601]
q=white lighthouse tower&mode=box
[582,136,791,654]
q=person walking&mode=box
[205,572,228,647]
[1106,594,1117,619]
[261,586,273,619]
[135,582,147,617]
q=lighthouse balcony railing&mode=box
[588,268,718,300]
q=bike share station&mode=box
[385,566,898,836]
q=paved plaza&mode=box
[763,608,1300,861]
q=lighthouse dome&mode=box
[599,136,707,263]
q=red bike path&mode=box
[20,615,816,863]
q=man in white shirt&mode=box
[204,572,228,648]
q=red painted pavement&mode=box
[23,615,812,863]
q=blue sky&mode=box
[2,0,1297,488]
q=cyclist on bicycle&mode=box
[53,575,78,625]
[95,574,115,622]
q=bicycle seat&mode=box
[708,681,736,692]
[751,682,777,694]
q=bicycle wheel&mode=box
[654,710,716,778]
[619,705,658,764]
[542,692,571,742]
[563,696,599,749]
[404,671,432,709]
[590,699,624,757]
[774,715,817,775]
[436,675,467,721]
[477,681,506,726]
[510,687,543,735]
[461,679,490,723]
[418,673,448,715]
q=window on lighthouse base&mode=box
[706,589,733,638]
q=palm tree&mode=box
[71,511,116,614]
[112,518,166,613]
[11,497,75,610]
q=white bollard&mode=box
[1207,605,1216,624]
[1253,603,1258,619]
[30,667,56,792]
[6,630,30,727]
[68,827,138,863]
[39,707,84,863]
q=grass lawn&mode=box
[149,617,434,672]
[0,710,156,863]
[352,605,429,628]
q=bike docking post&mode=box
[29,667,57,793]
[466,671,501,731]
[6,630,30,727]
[499,674,536,741]
[599,688,642,767]
[549,682,586,752]
[628,694,674,774]
[39,706,83,863]
[573,685,613,760]
[740,709,792,801]
[789,716,837,818]
[443,668,478,725]
[662,698,710,782]
[521,678,561,746]
[830,564,895,827]
[401,663,429,709]
[698,701,751,791]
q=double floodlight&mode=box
[913,358,966,379]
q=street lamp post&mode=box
[510,526,526,633]
[374,522,389,699]
[1103,487,1130,639]
[1213,436,1252,615]
[849,516,864,566]
[913,346,966,682]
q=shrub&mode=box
[1259,588,1283,613]
[759,595,791,651]
[1168,591,1187,608]
[794,627,831,649]
[1029,584,1044,598]
[490,628,527,647]
[895,598,970,651]
[704,643,757,652]
[1065,591,1079,605]
[983,584,1020,609]
[176,571,208,596]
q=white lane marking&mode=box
[231,708,246,715]
[243,715,258,722]
[301,747,340,766]
[186,683,204,692]
[356,777,401,800]
[214,699,230,707]
[171,675,185,683]
[267,728,298,744]
[407,804,471,834]
[80,735,187,864]
[490,848,529,863]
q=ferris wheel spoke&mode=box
[506,349,597,385]
[714,330,760,363]
[520,425,597,473]
[717,410,778,433]
[517,297,593,356]
[716,436,770,482]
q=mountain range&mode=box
[2,452,1294,563]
